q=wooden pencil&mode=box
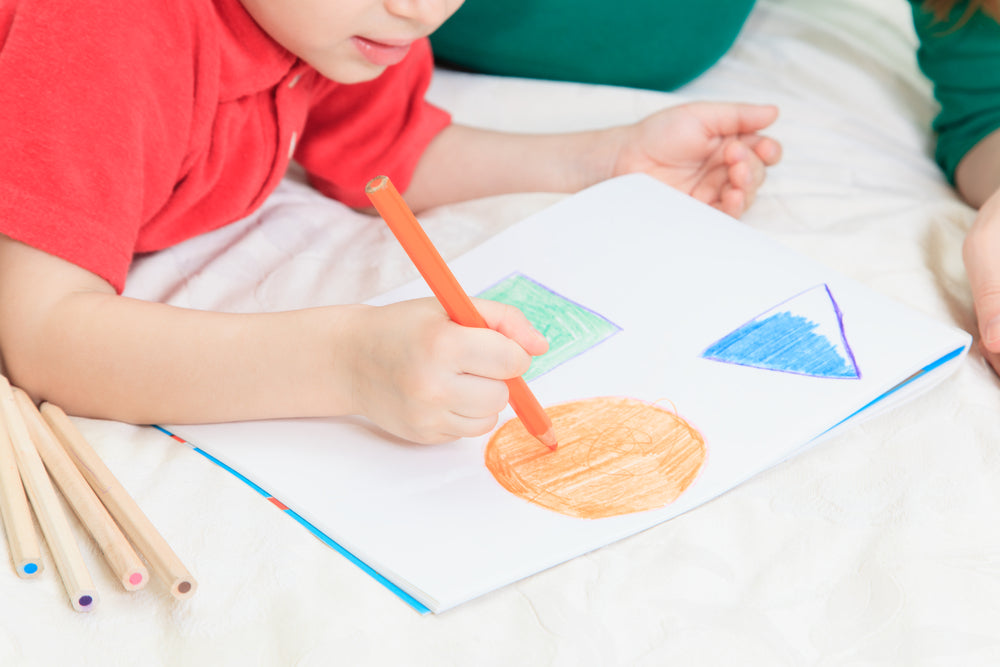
[40,402,197,600]
[0,376,43,578]
[15,390,149,592]
[0,382,98,612]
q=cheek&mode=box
[442,0,465,24]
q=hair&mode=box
[923,0,1000,23]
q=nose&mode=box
[384,0,462,28]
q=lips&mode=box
[352,36,413,67]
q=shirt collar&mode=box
[214,0,299,101]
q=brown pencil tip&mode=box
[365,175,389,193]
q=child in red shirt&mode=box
[0,0,781,444]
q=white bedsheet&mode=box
[4,1,1000,664]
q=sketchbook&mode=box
[165,174,970,613]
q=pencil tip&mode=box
[536,428,558,451]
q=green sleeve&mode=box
[430,0,756,92]
[911,1,1000,183]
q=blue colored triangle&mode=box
[703,285,860,379]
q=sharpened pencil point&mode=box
[536,428,558,451]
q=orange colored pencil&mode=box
[365,175,557,450]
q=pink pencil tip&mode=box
[536,428,558,451]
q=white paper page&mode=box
[169,174,969,611]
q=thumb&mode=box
[685,101,780,137]
[473,298,549,357]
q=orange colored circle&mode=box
[485,396,706,519]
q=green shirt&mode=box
[431,1,1000,183]
[912,3,1000,180]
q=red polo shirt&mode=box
[0,0,450,293]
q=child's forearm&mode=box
[404,103,781,216]
[0,237,360,424]
[404,123,623,211]
[9,295,360,424]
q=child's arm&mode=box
[0,235,546,443]
[404,102,781,216]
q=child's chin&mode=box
[313,60,386,84]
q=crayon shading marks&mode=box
[478,273,620,381]
[702,284,860,378]
[704,313,856,377]
[485,397,706,519]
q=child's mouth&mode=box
[352,37,412,67]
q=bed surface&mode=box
[4,1,1000,664]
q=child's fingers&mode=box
[690,170,745,218]
[722,138,771,214]
[448,373,511,419]
[685,101,780,137]
[689,165,730,207]
[967,265,1000,356]
[441,413,502,441]
[435,375,510,441]
[725,140,768,186]
[740,134,782,166]
[473,298,548,356]
[406,414,499,444]
[457,329,534,381]
[726,155,754,192]
[716,186,746,218]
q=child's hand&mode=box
[963,187,1000,376]
[343,297,548,444]
[613,102,781,218]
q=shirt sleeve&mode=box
[911,1,1000,183]
[294,38,451,209]
[0,1,191,293]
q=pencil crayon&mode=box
[0,376,43,578]
[365,175,557,450]
[1,383,98,612]
[15,391,148,591]
[40,402,197,600]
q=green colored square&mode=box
[478,273,620,381]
